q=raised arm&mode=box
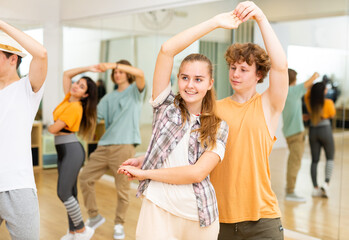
[304,72,319,89]
[0,20,47,92]
[234,2,288,113]
[63,65,101,95]
[152,12,241,99]
[118,151,220,184]
[99,62,145,91]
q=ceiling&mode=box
[1,0,348,30]
[62,0,349,32]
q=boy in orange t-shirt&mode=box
[209,2,288,239]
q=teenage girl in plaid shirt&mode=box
[116,6,249,240]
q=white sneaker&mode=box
[86,214,105,230]
[285,193,306,202]
[312,188,323,197]
[60,231,74,240]
[321,183,329,198]
[114,224,125,240]
[74,226,94,240]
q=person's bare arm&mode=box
[304,72,319,89]
[118,151,220,184]
[0,20,47,92]
[62,65,102,95]
[152,11,241,100]
[234,2,288,137]
[48,120,67,134]
[99,62,145,91]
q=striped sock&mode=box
[325,160,334,183]
[64,196,84,227]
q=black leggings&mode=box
[55,136,85,231]
[309,124,335,187]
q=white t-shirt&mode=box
[0,76,44,192]
[144,84,225,221]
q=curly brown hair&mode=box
[225,43,271,83]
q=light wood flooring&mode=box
[270,131,349,240]
[1,131,348,240]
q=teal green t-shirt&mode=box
[282,83,307,138]
[97,83,145,145]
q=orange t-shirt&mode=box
[210,94,281,223]
[304,90,336,120]
[53,93,83,132]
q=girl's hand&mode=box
[213,11,242,30]
[96,62,117,72]
[118,168,136,180]
[121,156,145,169]
[313,72,320,79]
[233,1,265,23]
[87,64,102,72]
[118,166,146,181]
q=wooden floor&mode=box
[1,131,348,240]
[270,131,349,240]
[0,169,141,240]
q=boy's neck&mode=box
[231,89,257,103]
[116,82,130,92]
[0,71,20,90]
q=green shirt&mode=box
[97,83,145,145]
[282,83,307,138]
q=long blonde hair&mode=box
[174,53,221,150]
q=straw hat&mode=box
[0,31,26,58]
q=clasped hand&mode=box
[215,1,265,30]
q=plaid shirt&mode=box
[137,90,229,227]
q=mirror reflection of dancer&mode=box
[48,65,99,240]
[79,60,146,240]
[282,70,319,202]
[96,79,106,102]
[304,82,336,198]
[118,7,233,240]
[0,20,47,239]
[209,2,288,239]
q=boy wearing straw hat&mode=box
[0,20,47,239]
